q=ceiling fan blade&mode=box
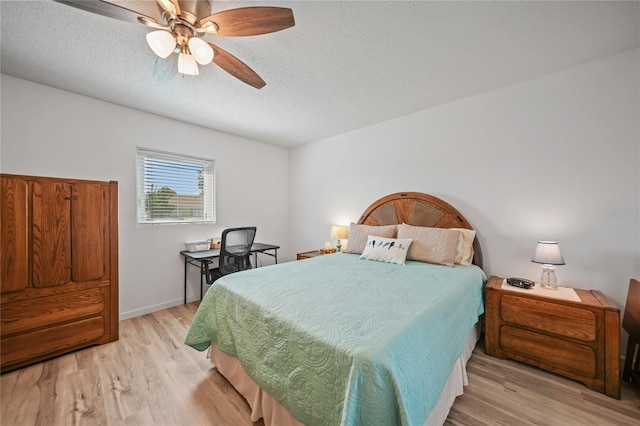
[153,54,179,83]
[201,7,295,37]
[208,43,266,89]
[53,0,155,25]
[155,0,181,19]
[138,16,170,30]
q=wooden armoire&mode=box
[1,174,119,372]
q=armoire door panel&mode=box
[1,177,29,293]
[71,184,106,282]
[31,181,72,287]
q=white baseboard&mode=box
[119,296,200,321]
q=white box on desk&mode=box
[185,240,211,252]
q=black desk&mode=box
[180,243,280,303]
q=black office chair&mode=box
[203,226,257,285]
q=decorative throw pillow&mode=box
[360,235,412,265]
[451,228,476,266]
[396,224,459,267]
[344,223,397,254]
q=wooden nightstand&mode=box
[296,249,336,260]
[484,275,620,399]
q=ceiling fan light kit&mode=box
[188,37,214,65]
[55,0,295,87]
[178,51,199,76]
[146,30,177,58]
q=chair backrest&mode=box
[219,227,257,274]
[624,278,640,340]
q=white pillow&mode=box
[360,235,412,265]
[344,223,397,254]
[451,228,476,266]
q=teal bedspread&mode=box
[185,253,486,426]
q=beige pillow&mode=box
[396,224,459,266]
[344,223,397,254]
[451,228,476,266]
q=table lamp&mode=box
[331,225,349,252]
[531,241,565,289]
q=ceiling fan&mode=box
[54,0,295,88]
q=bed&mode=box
[186,192,486,425]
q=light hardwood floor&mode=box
[2,302,639,425]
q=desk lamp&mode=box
[331,225,349,252]
[531,241,565,289]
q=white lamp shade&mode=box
[331,225,349,240]
[178,53,199,76]
[531,241,565,265]
[188,37,214,65]
[145,30,176,58]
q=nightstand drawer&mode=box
[501,295,597,342]
[296,249,336,260]
[501,325,597,377]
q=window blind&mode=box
[136,147,215,224]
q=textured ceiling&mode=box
[2,1,639,148]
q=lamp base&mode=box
[539,282,559,290]
[539,265,558,290]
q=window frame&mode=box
[136,147,216,225]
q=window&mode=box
[136,147,215,224]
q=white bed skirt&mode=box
[210,321,480,426]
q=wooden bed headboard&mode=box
[357,192,483,269]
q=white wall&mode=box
[2,48,638,326]
[289,49,640,316]
[0,75,290,319]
